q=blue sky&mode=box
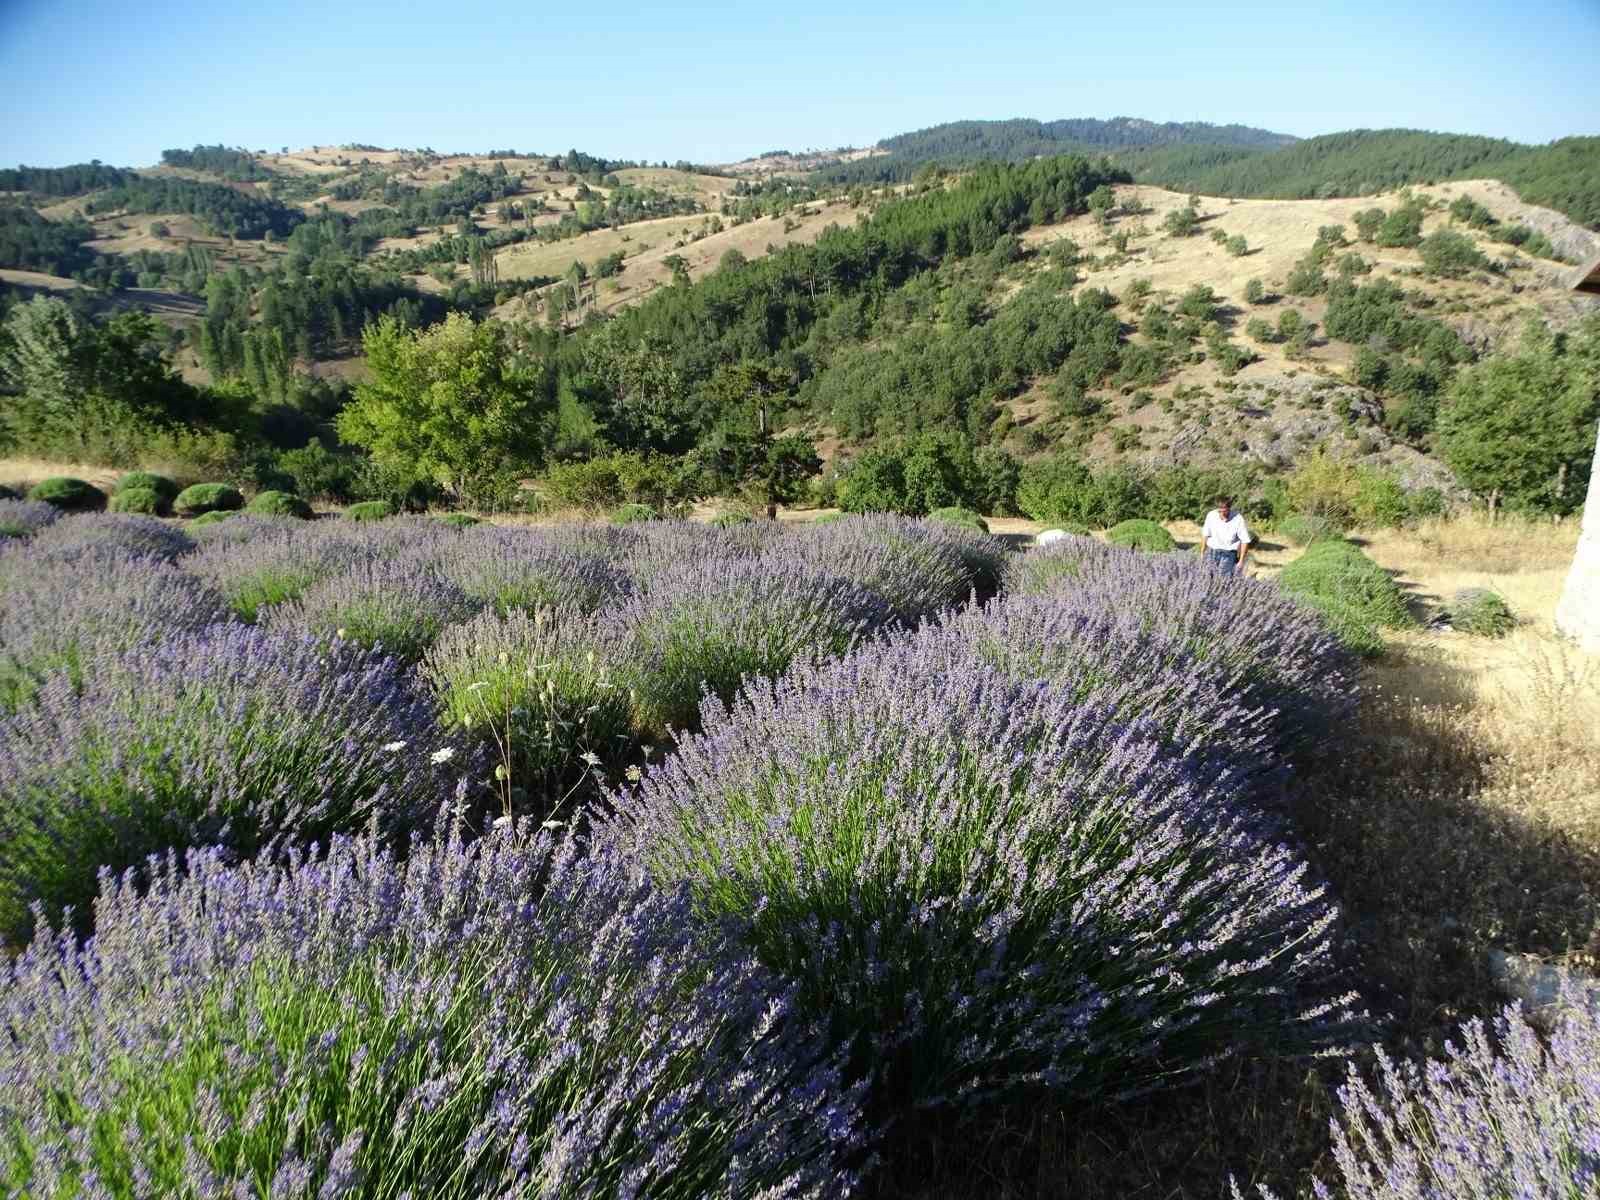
[2,0,1596,167]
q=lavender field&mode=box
[0,507,1595,1198]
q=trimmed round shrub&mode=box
[0,552,230,711]
[188,508,235,527]
[600,631,1352,1116]
[927,506,990,534]
[27,477,105,512]
[1277,512,1341,547]
[710,510,755,528]
[0,626,465,942]
[783,514,973,623]
[1004,539,1357,745]
[0,831,865,1198]
[435,512,480,528]
[107,485,167,515]
[173,482,244,516]
[610,554,892,735]
[1279,539,1413,656]
[611,501,660,524]
[264,555,480,662]
[0,498,62,540]
[245,489,313,519]
[114,471,179,501]
[1245,989,1600,1200]
[345,499,394,521]
[23,512,194,563]
[184,526,369,622]
[423,607,634,810]
[1106,518,1177,552]
[1450,587,1516,637]
[437,526,630,615]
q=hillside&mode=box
[822,122,1600,232]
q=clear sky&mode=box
[2,0,1596,168]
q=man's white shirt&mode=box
[1202,509,1252,551]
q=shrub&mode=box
[114,471,179,500]
[0,552,230,711]
[1244,278,1266,304]
[189,509,234,527]
[1279,540,1413,656]
[1106,518,1177,552]
[1419,228,1490,278]
[0,831,865,1198]
[434,512,480,528]
[184,526,368,622]
[710,510,754,527]
[436,526,629,615]
[783,514,974,623]
[264,555,480,662]
[423,608,634,811]
[1277,512,1342,547]
[245,489,312,518]
[1243,992,1600,1200]
[1004,538,1356,746]
[107,485,166,515]
[344,498,394,521]
[927,506,989,534]
[541,451,697,511]
[23,512,194,563]
[27,477,105,511]
[599,630,1352,1117]
[0,498,62,539]
[173,482,244,516]
[1450,587,1515,637]
[0,626,464,942]
[611,554,891,735]
[611,502,659,524]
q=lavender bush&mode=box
[437,525,630,615]
[616,519,769,588]
[265,553,481,661]
[598,630,1354,1116]
[1237,991,1600,1199]
[1005,537,1357,746]
[613,554,891,735]
[0,625,463,941]
[0,497,62,539]
[0,829,868,1197]
[184,525,370,621]
[22,511,195,562]
[781,514,975,623]
[422,607,634,818]
[0,552,230,710]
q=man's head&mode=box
[1214,494,1233,518]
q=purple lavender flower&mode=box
[0,829,868,1197]
[264,554,481,661]
[0,551,231,710]
[597,625,1356,1115]
[434,526,630,615]
[606,553,892,735]
[0,624,466,941]
[185,524,370,622]
[779,514,975,622]
[1237,987,1600,1199]
[21,512,195,562]
[1005,536,1357,746]
[0,498,63,539]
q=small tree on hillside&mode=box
[1162,206,1199,238]
[335,313,550,505]
[1437,317,1600,515]
[1418,229,1490,278]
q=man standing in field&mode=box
[1201,495,1252,576]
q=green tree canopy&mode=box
[335,313,551,503]
[1437,318,1599,514]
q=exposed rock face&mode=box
[1555,421,1600,654]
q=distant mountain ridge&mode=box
[819,118,1600,230]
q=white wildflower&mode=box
[430,747,456,765]
[579,751,602,767]
[382,741,408,753]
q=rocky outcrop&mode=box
[1555,421,1600,654]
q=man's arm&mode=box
[1236,516,1252,564]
